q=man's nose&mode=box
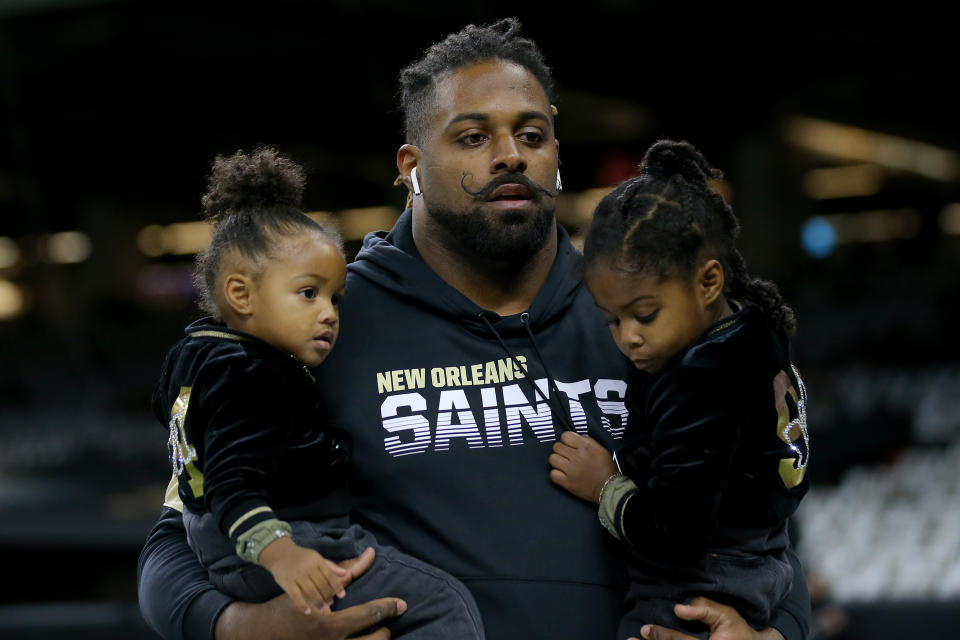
[490,135,526,173]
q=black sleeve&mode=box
[618,365,742,553]
[137,506,234,640]
[769,545,811,640]
[193,353,286,543]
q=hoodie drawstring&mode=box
[520,313,577,433]
[477,312,577,433]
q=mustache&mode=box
[459,172,560,200]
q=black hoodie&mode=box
[137,210,811,640]
[315,211,632,638]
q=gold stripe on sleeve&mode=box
[228,506,274,538]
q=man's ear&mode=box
[699,259,725,306]
[223,273,254,317]
[396,144,422,191]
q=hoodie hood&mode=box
[349,209,583,335]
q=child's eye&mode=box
[331,293,343,306]
[299,288,316,300]
[635,310,659,324]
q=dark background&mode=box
[1,1,958,638]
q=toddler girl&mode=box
[549,139,810,639]
[154,146,484,638]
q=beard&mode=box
[426,202,556,262]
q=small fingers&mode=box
[551,440,576,459]
[287,584,311,615]
[548,452,570,470]
[326,559,349,577]
[559,430,588,446]
[548,468,568,486]
[303,575,333,612]
[324,559,349,597]
[552,442,578,458]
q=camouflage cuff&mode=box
[235,518,293,564]
[598,473,637,542]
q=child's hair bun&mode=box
[640,139,721,189]
[200,145,306,222]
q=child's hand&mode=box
[258,536,349,615]
[549,431,618,504]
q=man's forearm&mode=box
[137,506,233,640]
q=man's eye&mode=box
[458,133,486,146]
[604,317,619,328]
[518,131,544,144]
[299,288,316,299]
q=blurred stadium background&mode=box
[1,1,958,638]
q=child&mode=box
[154,146,484,638]
[548,140,810,639]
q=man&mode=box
[138,18,810,640]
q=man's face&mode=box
[414,59,559,261]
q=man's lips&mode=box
[486,183,535,209]
[487,183,533,201]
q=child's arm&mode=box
[551,366,742,552]
[616,370,741,553]
[257,534,348,615]
[189,356,301,554]
[191,353,350,612]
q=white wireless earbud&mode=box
[411,166,422,196]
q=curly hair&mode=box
[193,145,342,319]
[398,17,555,145]
[583,139,797,335]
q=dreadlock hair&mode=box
[193,145,343,319]
[583,139,796,336]
[398,17,555,146]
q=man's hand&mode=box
[548,431,618,504]
[215,547,407,640]
[629,597,785,640]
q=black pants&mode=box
[619,550,793,640]
[184,511,485,640]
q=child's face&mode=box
[245,237,346,367]
[586,262,716,373]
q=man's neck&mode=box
[412,215,558,317]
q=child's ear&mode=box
[223,273,254,317]
[698,259,725,306]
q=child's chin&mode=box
[307,351,332,367]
